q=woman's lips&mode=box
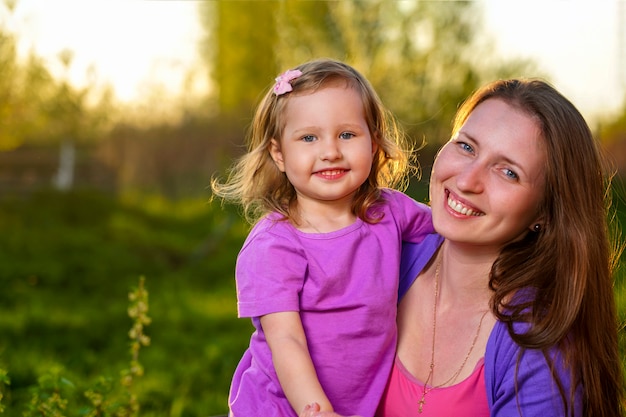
[446,190,485,217]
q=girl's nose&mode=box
[320,138,342,161]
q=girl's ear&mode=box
[371,139,378,156]
[269,139,286,172]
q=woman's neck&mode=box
[436,240,498,311]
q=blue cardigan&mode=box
[400,237,582,417]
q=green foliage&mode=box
[599,99,626,146]
[8,276,151,417]
[23,368,72,417]
[0,5,114,150]
[208,1,280,114]
[0,189,250,416]
[120,276,151,417]
[0,368,9,413]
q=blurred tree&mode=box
[0,29,22,150]
[198,0,536,149]
[0,0,115,192]
[600,103,626,145]
[0,26,113,152]
[201,1,280,115]
[598,100,626,176]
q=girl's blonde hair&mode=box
[212,58,416,224]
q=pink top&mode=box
[376,356,489,417]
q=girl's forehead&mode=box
[294,77,357,97]
[279,87,369,135]
[283,84,365,116]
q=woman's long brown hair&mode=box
[452,79,624,416]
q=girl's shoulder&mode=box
[251,212,290,231]
[378,188,432,222]
[380,188,429,207]
[242,213,301,247]
[379,187,403,201]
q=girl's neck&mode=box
[295,201,356,233]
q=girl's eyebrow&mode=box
[289,122,366,135]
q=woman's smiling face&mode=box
[429,98,547,249]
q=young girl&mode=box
[211,58,439,417]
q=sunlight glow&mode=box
[5,0,624,124]
[482,0,622,122]
[10,0,206,103]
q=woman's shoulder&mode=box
[485,313,541,365]
[398,234,444,300]
[484,319,580,415]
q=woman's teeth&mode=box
[447,196,484,216]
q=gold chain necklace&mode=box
[418,259,489,414]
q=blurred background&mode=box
[1,1,625,416]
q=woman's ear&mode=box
[529,216,545,233]
[269,139,286,172]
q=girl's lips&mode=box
[446,190,485,217]
[315,169,348,180]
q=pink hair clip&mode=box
[273,69,302,96]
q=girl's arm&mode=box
[300,403,361,417]
[261,311,334,415]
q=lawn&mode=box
[0,189,250,416]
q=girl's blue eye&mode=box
[504,169,519,180]
[339,132,355,140]
[302,135,316,143]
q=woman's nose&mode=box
[456,162,485,193]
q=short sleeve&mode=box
[235,225,307,318]
[385,189,435,244]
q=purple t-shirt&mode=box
[228,190,436,417]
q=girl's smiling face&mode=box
[430,98,546,249]
[269,85,377,212]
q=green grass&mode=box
[0,189,251,416]
[0,186,624,416]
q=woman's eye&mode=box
[459,142,473,153]
[301,135,316,143]
[339,132,355,140]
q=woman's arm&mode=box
[261,311,333,415]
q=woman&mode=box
[304,79,624,417]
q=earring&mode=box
[533,224,541,233]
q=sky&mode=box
[3,0,625,124]
[480,0,624,124]
[4,0,206,103]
